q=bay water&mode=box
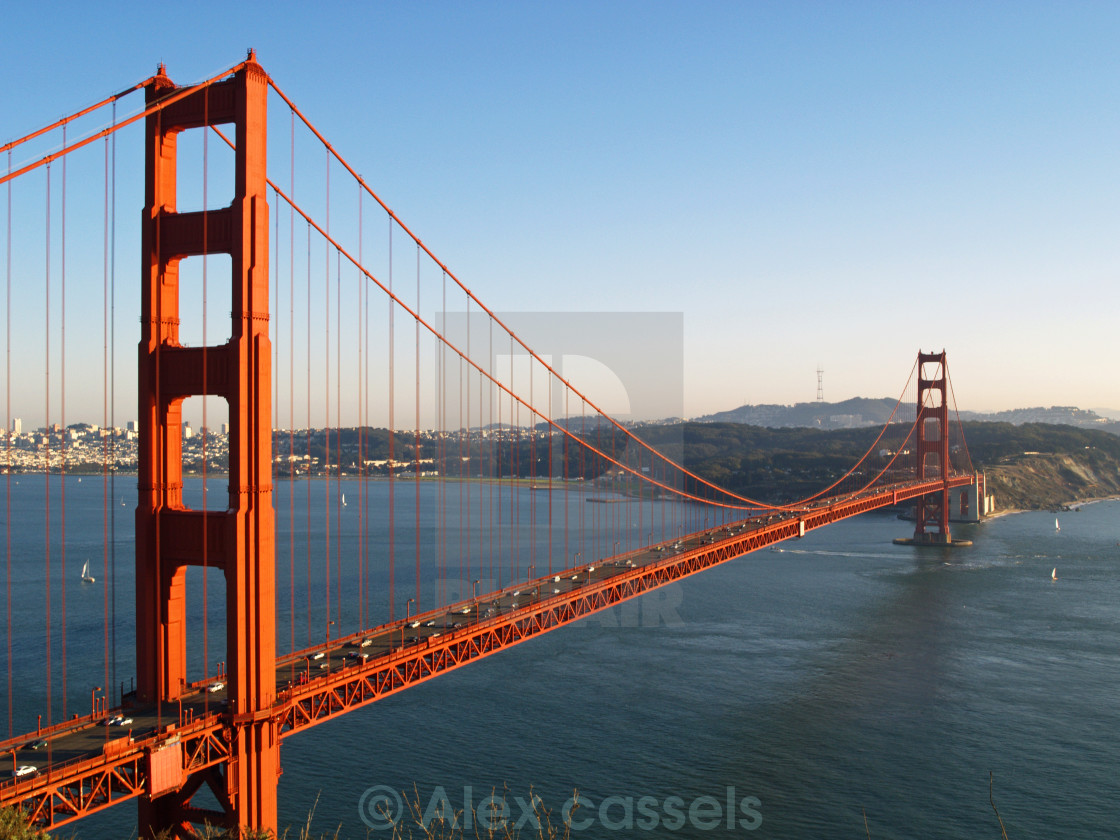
[4,477,1118,838]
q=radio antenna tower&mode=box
[816,366,824,402]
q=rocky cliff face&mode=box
[984,451,1120,510]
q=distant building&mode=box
[183,422,193,439]
[127,420,137,432]
[221,422,230,436]
[10,418,20,435]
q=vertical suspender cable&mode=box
[108,103,117,712]
[464,300,471,597]
[387,219,394,620]
[44,162,53,732]
[323,154,331,647]
[287,111,295,664]
[440,271,447,607]
[201,91,210,701]
[547,359,553,577]
[357,185,364,630]
[529,353,535,585]
[488,318,494,590]
[563,385,568,577]
[359,186,369,630]
[102,119,110,712]
[414,244,421,607]
[478,323,484,591]
[60,126,68,723]
[511,336,517,582]
[110,102,118,703]
[335,250,341,629]
[305,222,312,646]
[5,148,11,738]
[457,302,464,601]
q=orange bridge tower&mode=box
[136,52,278,836]
[912,351,952,545]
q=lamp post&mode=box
[406,598,415,619]
[91,686,102,720]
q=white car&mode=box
[208,681,225,693]
[104,715,133,726]
[12,765,37,778]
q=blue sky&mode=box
[3,1,1119,423]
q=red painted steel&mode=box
[135,53,278,837]
[913,351,952,543]
[0,715,230,831]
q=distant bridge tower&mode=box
[912,351,952,544]
[136,53,277,836]
[816,366,824,402]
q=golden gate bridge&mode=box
[1,53,979,837]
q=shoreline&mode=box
[981,494,1120,522]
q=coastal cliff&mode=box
[983,450,1120,511]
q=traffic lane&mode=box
[2,687,229,782]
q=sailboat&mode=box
[1055,517,1060,532]
[341,493,347,507]
[1051,567,1058,581]
[81,561,95,584]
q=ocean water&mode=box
[4,478,1119,838]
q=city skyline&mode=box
[2,2,1118,427]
